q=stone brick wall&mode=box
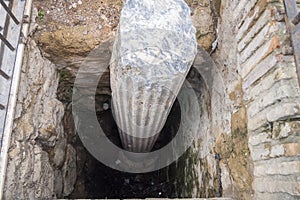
[218,0,300,199]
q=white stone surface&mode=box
[254,161,300,176]
[110,0,197,152]
[249,132,272,146]
[247,80,300,118]
[241,36,279,78]
[253,178,300,196]
[270,144,285,157]
[244,59,297,99]
[240,22,283,64]
[249,144,270,161]
[237,9,272,51]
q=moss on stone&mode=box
[215,106,254,199]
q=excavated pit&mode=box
[57,65,215,199]
[6,0,299,199]
[2,1,223,198]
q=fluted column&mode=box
[110,0,197,152]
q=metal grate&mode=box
[284,0,300,87]
[0,0,26,147]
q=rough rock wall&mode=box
[171,65,220,198]
[3,37,76,199]
[215,0,300,199]
[173,0,253,198]
[163,1,223,198]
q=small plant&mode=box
[38,9,45,20]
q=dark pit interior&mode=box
[58,66,210,199]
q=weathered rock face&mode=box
[3,38,76,199]
[188,0,218,52]
[170,64,220,198]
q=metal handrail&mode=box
[0,0,20,111]
[0,0,19,52]
[0,0,31,198]
[0,0,19,24]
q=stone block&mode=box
[266,101,300,122]
[236,1,259,41]
[247,81,300,118]
[253,178,300,196]
[270,144,285,157]
[244,60,297,99]
[234,0,260,29]
[284,143,300,157]
[249,144,270,161]
[239,21,283,64]
[255,192,300,200]
[238,9,272,51]
[254,161,300,176]
[249,131,272,146]
[241,36,280,78]
[248,100,300,132]
[243,52,278,90]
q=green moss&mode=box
[216,123,254,199]
[38,9,45,20]
[57,69,75,103]
[171,144,218,198]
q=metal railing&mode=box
[0,0,19,53]
[0,0,32,198]
[284,0,300,87]
[0,0,26,146]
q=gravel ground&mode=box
[34,0,122,33]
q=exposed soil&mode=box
[33,0,216,66]
[33,0,121,65]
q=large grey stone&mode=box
[110,0,197,152]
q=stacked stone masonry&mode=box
[234,0,300,199]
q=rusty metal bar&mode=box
[284,0,300,87]
[0,0,19,25]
